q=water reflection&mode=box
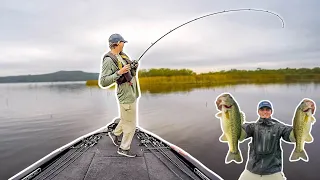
[87,81,320,95]
[0,82,320,180]
[0,81,86,91]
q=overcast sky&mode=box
[0,0,319,76]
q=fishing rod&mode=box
[135,8,285,63]
[32,135,101,180]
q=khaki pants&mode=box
[238,170,286,180]
[113,101,137,150]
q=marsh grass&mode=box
[86,67,320,93]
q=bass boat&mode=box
[9,118,223,180]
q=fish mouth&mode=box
[223,105,233,109]
[303,108,312,112]
[216,93,234,111]
[217,104,233,112]
[301,99,315,114]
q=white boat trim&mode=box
[138,126,223,180]
[10,119,223,180]
[9,122,112,180]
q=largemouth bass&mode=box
[215,93,246,164]
[289,98,316,162]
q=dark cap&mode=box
[258,100,273,110]
[108,33,128,44]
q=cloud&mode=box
[0,0,319,76]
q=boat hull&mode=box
[9,118,223,180]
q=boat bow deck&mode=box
[29,126,210,180]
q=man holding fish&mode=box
[215,93,316,180]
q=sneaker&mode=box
[108,132,120,146]
[117,148,137,158]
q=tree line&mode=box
[86,67,320,87]
[137,67,320,77]
[138,68,196,77]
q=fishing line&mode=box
[137,8,285,62]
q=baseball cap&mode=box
[108,33,128,44]
[258,100,273,110]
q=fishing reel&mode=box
[117,60,139,85]
[130,60,139,70]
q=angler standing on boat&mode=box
[99,33,140,158]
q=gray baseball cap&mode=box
[258,100,273,110]
[108,33,128,44]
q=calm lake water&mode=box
[0,82,319,180]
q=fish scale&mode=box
[230,106,240,153]
[295,111,307,152]
[224,109,236,152]
[216,93,246,164]
[290,99,316,162]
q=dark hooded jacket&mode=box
[242,117,293,175]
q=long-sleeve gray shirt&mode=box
[99,54,140,104]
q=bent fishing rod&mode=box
[135,8,285,62]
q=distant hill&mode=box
[1,67,320,83]
[0,71,99,83]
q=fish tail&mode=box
[226,149,242,164]
[290,148,308,161]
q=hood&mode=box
[257,117,276,126]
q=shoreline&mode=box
[86,75,320,87]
